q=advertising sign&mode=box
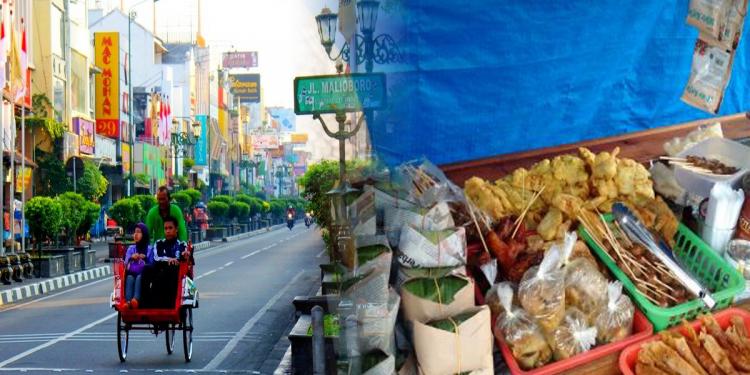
[222,51,258,69]
[294,73,386,115]
[290,133,309,144]
[94,32,120,139]
[94,135,117,165]
[228,74,261,102]
[194,115,208,166]
[122,143,131,175]
[15,168,31,192]
[267,107,296,132]
[75,118,95,155]
[252,134,280,150]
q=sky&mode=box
[98,0,350,162]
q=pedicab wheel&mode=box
[165,324,176,354]
[182,307,193,362]
[117,312,129,362]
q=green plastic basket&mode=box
[578,214,744,331]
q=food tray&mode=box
[579,214,744,331]
[674,137,750,197]
[618,307,750,375]
[496,310,652,375]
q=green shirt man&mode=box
[146,186,188,243]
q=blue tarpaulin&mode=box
[369,1,750,166]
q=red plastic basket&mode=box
[618,307,750,375]
[497,309,653,375]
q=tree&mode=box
[108,198,145,233]
[132,194,157,216]
[56,192,86,245]
[298,160,339,231]
[77,201,101,239]
[207,201,229,224]
[211,195,233,205]
[229,201,250,222]
[77,160,109,201]
[184,189,202,207]
[35,148,72,197]
[25,197,63,248]
[183,158,195,173]
[173,175,189,189]
[172,191,192,213]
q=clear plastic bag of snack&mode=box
[495,283,552,370]
[550,307,598,361]
[594,281,634,344]
[564,258,608,324]
[519,246,565,333]
[485,281,516,317]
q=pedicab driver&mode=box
[146,186,188,243]
[151,216,190,308]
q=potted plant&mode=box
[230,201,250,233]
[54,193,86,273]
[107,198,143,258]
[25,196,66,277]
[207,201,229,240]
[77,201,101,269]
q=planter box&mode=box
[292,295,340,320]
[206,227,228,241]
[82,250,97,270]
[42,247,81,274]
[190,230,202,245]
[35,255,65,278]
[108,242,133,260]
[288,315,338,375]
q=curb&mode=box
[0,266,112,306]
[192,241,211,251]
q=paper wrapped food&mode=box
[395,265,466,293]
[564,258,608,323]
[361,351,396,375]
[398,226,466,269]
[400,275,475,324]
[594,281,634,344]
[519,247,565,333]
[358,289,400,356]
[348,189,377,236]
[355,235,393,275]
[494,283,552,370]
[384,202,455,248]
[549,307,598,361]
[413,306,493,375]
[341,270,390,307]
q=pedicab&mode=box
[110,243,197,363]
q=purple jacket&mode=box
[124,244,154,275]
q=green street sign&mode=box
[294,73,387,115]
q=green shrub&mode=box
[56,192,86,244]
[131,194,157,216]
[184,189,202,208]
[25,196,63,247]
[172,192,192,212]
[234,194,253,206]
[78,161,109,201]
[207,201,229,224]
[78,201,101,238]
[108,198,145,233]
[211,195,233,205]
[230,201,250,221]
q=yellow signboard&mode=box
[15,168,31,192]
[94,32,120,139]
[122,143,131,175]
[290,133,309,144]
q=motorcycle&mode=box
[287,213,294,230]
[304,213,312,228]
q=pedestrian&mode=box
[123,223,153,309]
[151,217,190,308]
[146,186,188,243]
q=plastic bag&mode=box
[564,258,608,324]
[485,281,517,317]
[550,307,598,361]
[681,37,735,114]
[518,246,565,333]
[594,281,634,344]
[495,283,552,370]
[384,202,455,248]
[395,158,467,208]
[687,0,731,37]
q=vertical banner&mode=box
[122,143,131,175]
[94,32,120,139]
[194,115,208,166]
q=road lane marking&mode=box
[224,261,234,267]
[0,312,115,368]
[196,269,217,280]
[0,278,111,314]
[241,250,261,259]
[202,272,305,371]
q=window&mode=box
[71,51,87,113]
[53,78,65,122]
[50,5,63,57]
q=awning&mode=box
[3,151,37,168]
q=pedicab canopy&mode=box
[362,1,750,166]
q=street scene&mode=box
[4,0,750,375]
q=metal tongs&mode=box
[612,203,716,308]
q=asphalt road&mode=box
[0,224,325,374]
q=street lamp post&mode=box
[171,118,201,188]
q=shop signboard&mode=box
[94,135,116,165]
[63,132,79,161]
[94,32,120,139]
[228,74,261,102]
[194,115,208,166]
[122,143,131,175]
[252,134,280,150]
[15,168,31,192]
[294,73,386,115]
[290,133,308,144]
[222,51,258,69]
[74,118,95,155]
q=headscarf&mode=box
[134,222,150,254]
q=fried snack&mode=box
[699,331,736,375]
[683,320,725,375]
[495,283,552,370]
[538,208,563,241]
[660,331,708,375]
[726,316,750,359]
[594,281,634,344]
[638,341,703,375]
[518,249,565,333]
[703,315,750,372]
[565,258,608,323]
[635,361,671,375]
[549,308,597,361]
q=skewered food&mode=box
[686,155,739,175]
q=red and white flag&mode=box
[0,3,6,92]
[17,18,25,101]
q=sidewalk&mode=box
[0,223,287,306]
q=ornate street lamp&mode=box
[315,0,402,73]
[171,118,201,187]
